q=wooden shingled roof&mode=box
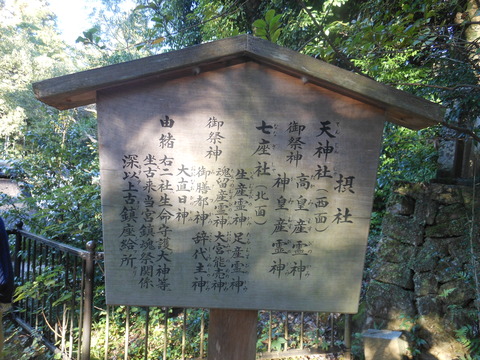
[33,34,444,130]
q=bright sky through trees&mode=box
[48,0,99,45]
[47,0,135,45]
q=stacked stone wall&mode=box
[364,182,480,359]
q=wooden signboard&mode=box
[33,35,443,360]
[98,61,384,313]
[33,35,443,318]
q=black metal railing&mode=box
[7,223,351,359]
[8,222,100,360]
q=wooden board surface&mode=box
[98,62,385,313]
[33,35,443,130]
[208,309,257,360]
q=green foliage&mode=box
[67,0,159,68]
[253,9,283,43]
[332,0,479,128]
[399,314,428,357]
[1,109,102,247]
[350,331,366,360]
[132,0,202,50]
[0,0,75,153]
[456,325,480,358]
[257,312,287,352]
[3,321,53,360]
[458,355,480,360]
[439,287,457,299]
[375,123,439,210]
[256,312,333,354]
[76,27,106,49]
[13,266,69,305]
[2,0,480,358]
[0,0,102,247]
[192,1,241,40]
[89,307,209,359]
[257,327,287,352]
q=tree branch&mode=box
[389,84,480,142]
[295,0,373,79]
[391,82,480,91]
[126,0,249,51]
[437,20,480,27]
[294,1,480,144]
[440,121,480,143]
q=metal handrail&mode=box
[8,222,351,359]
[9,222,98,360]
[11,226,104,259]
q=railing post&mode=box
[81,241,96,360]
[14,221,23,278]
[207,309,258,360]
[344,313,352,359]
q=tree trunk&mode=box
[464,0,480,178]
[447,0,480,180]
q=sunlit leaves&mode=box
[134,2,160,12]
[0,0,75,151]
[0,106,26,139]
[253,9,283,43]
[76,27,106,49]
[194,1,241,40]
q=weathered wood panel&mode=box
[207,309,257,360]
[98,62,384,313]
[33,36,249,110]
[33,35,443,129]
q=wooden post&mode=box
[207,309,258,360]
[81,241,96,360]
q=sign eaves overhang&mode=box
[33,34,444,130]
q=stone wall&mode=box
[364,182,480,360]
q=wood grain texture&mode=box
[33,35,443,130]
[98,62,385,312]
[207,309,257,360]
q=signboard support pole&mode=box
[207,309,258,360]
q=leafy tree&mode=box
[28,0,476,242]
[6,110,102,245]
[117,0,478,198]
[0,0,101,245]
[75,0,158,66]
[0,0,477,357]
[0,0,75,153]
[134,0,203,50]
[2,0,476,249]
[336,0,478,199]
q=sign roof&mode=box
[33,34,444,130]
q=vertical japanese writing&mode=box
[116,113,359,294]
[286,121,306,167]
[250,116,356,280]
[205,116,224,161]
[119,155,140,286]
